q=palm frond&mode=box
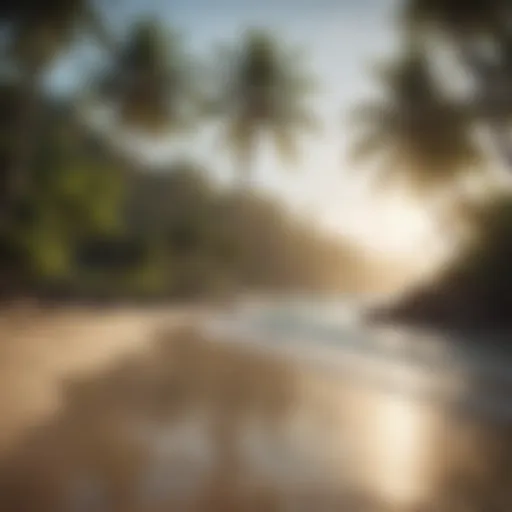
[350,48,484,196]
[95,19,197,133]
[214,29,318,179]
[403,0,508,38]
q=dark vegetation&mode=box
[373,193,512,333]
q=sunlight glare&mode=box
[371,392,430,505]
[330,192,444,260]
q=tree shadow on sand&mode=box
[0,327,371,512]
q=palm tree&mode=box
[350,49,483,196]
[2,0,110,223]
[212,29,318,188]
[95,19,199,135]
[402,0,512,170]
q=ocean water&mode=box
[214,296,512,421]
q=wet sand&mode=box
[0,305,192,450]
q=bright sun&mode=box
[362,198,435,254]
[328,192,446,262]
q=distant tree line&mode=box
[0,87,372,301]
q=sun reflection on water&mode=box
[364,387,433,507]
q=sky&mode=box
[46,0,443,260]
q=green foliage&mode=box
[0,94,124,289]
